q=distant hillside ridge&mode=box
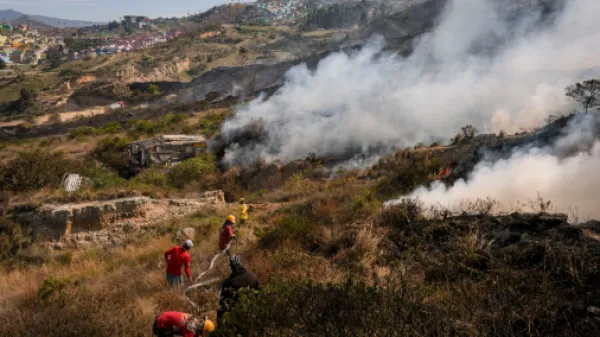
[0,9,104,27]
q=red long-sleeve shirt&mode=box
[165,246,191,279]
[219,223,235,250]
[155,311,195,337]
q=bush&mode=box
[130,168,168,188]
[167,153,218,189]
[375,152,440,198]
[197,111,227,137]
[69,126,97,138]
[259,215,315,249]
[14,88,38,112]
[87,166,127,189]
[379,199,424,229]
[0,217,31,262]
[91,136,132,177]
[147,84,162,97]
[0,151,71,191]
[38,276,74,301]
[99,122,122,135]
[128,114,186,136]
[215,278,439,337]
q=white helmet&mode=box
[183,239,193,250]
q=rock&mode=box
[577,220,600,233]
[76,241,92,250]
[175,227,196,243]
[199,190,225,204]
[588,306,600,315]
[53,242,66,250]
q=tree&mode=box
[0,58,6,70]
[566,79,600,112]
[461,124,478,138]
[147,84,162,97]
[107,20,120,30]
[45,46,64,69]
[237,46,248,66]
[15,88,37,112]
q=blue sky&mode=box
[0,0,243,22]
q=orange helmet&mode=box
[226,215,236,223]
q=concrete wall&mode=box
[14,197,149,238]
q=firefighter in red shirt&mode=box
[152,311,215,337]
[219,215,237,255]
[165,239,193,288]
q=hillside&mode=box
[9,15,52,28]
[0,9,102,27]
[1,0,600,336]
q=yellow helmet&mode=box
[239,198,245,204]
[203,319,215,336]
[226,215,236,223]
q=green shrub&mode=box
[0,151,71,191]
[166,153,218,189]
[0,217,31,262]
[379,198,424,229]
[91,136,131,177]
[375,153,440,198]
[147,84,162,97]
[37,276,74,301]
[69,126,97,138]
[88,166,127,189]
[197,111,227,137]
[215,278,438,337]
[130,168,168,188]
[98,122,122,135]
[128,114,186,135]
[258,215,314,249]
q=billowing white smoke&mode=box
[391,113,600,220]
[220,0,600,166]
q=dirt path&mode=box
[0,106,109,128]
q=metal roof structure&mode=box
[129,135,206,150]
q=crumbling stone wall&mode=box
[14,197,149,238]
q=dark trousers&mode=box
[153,318,172,337]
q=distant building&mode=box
[15,24,29,32]
[9,50,23,63]
[0,55,12,65]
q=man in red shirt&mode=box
[219,215,237,255]
[165,239,193,288]
[152,311,215,337]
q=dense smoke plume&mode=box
[219,0,600,167]
[388,113,600,220]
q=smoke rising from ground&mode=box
[391,113,600,220]
[219,0,600,167]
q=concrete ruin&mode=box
[14,197,149,238]
[128,134,207,169]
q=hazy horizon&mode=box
[0,0,250,22]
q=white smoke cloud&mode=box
[220,0,600,166]
[390,113,600,220]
